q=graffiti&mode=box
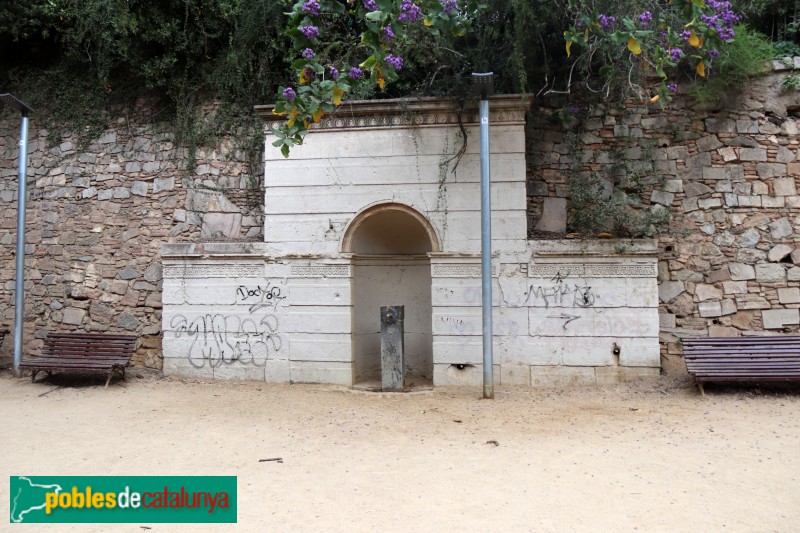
[441,317,472,335]
[546,313,581,330]
[440,317,521,337]
[574,286,595,307]
[526,282,596,309]
[170,309,282,369]
[235,282,286,308]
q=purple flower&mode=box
[283,87,296,101]
[667,82,678,93]
[568,104,580,115]
[302,48,315,60]
[300,25,320,41]
[597,14,616,31]
[398,0,423,23]
[680,29,692,42]
[668,48,683,61]
[363,0,378,12]
[709,49,720,59]
[329,66,340,80]
[303,68,316,82]
[638,11,652,27]
[383,26,395,42]
[302,0,320,15]
[385,54,404,71]
[441,0,458,15]
[348,67,363,80]
[700,1,741,42]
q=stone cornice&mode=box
[255,95,531,133]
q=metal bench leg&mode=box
[31,370,38,383]
[104,371,113,389]
[697,381,705,397]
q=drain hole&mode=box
[451,363,475,371]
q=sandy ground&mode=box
[2,369,799,532]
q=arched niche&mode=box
[346,203,436,388]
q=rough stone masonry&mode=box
[2,60,800,378]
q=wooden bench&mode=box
[20,333,137,388]
[683,336,800,396]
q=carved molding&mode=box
[290,265,351,277]
[432,265,496,278]
[257,95,531,132]
[163,264,264,279]
[528,264,657,278]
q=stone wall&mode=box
[4,60,800,377]
[527,60,800,372]
[0,102,262,366]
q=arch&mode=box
[341,202,440,254]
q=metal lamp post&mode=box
[472,73,494,399]
[1,93,34,376]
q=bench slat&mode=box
[683,336,800,394]
[22,332,137,388]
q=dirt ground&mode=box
[2,369,799,532]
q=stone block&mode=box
[650,190,674,206]
[769,218,793,239]
[763,196,786,208]
[618,338,660,367]
[705,269,730,283]
[703,167,727,180]
[736,294,771,310]
[154,177,175,193]
[290,361,352,385]
[534,197,567,233]
[739,148,767,162]
[721,299,737,316]
[117,267,141,280]
[718,147,738,162]
[762,309,800,329]
[698,198,722,209]
[131,181,148,197]
[736,120,759,134]
[663,179,683,193]
[696,135,722,152]
[778,288,800,304]
[117,312,141,331]
[755,263,786,283]
[738,196,762,207]
[695,284,722,301]
[698,301,722,318]
[658,280,685,303]
[708,325,740,337]
[62,307,86,325]
[736,248,766,264]
[777,146,796,164]
[659,313,676,328]
[434,362,484,386]
[756,163,787,179]
[530,366,596,388]
[768,244,793,262]
[500,364,531,386]
[163,357,214,380]
[265,359,290,383]
[723,281,748,295]
[774,177,797,196]
[684,182,713,198]
[705,118,735,133]
[731,312,754,330]
[736,228,760,248]
[201,213,243,239]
